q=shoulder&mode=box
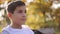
[2,25,11,33]
[2,25,11,34]
[2,30,9,34]
[22,25,34,34]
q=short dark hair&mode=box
[6,1,25,14]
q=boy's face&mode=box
[8,6,26,25]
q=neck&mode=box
[10,22,22,29]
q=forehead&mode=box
[15,6,26,10]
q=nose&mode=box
[22,13,26,17]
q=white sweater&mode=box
[2,25,34,34]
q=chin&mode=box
[17,21,25,25]
[20,23,25,25]
[22,23,25,25]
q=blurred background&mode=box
[0,0,60,34]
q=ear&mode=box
[7,13,12,18]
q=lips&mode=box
[21,18,26,21]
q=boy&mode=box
[2,1,34,34]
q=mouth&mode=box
[21,19,26,21]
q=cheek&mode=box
[15,13,22,17]
[14,14,22,18]
[15,15,23,22]
[12,15,20,20]
[16,15,22,19]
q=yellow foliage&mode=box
[27,15,36,22]
[21,0,26,2]
[38,12,44,17]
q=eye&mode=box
[18,10,23,13]
[17,10,26,13]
